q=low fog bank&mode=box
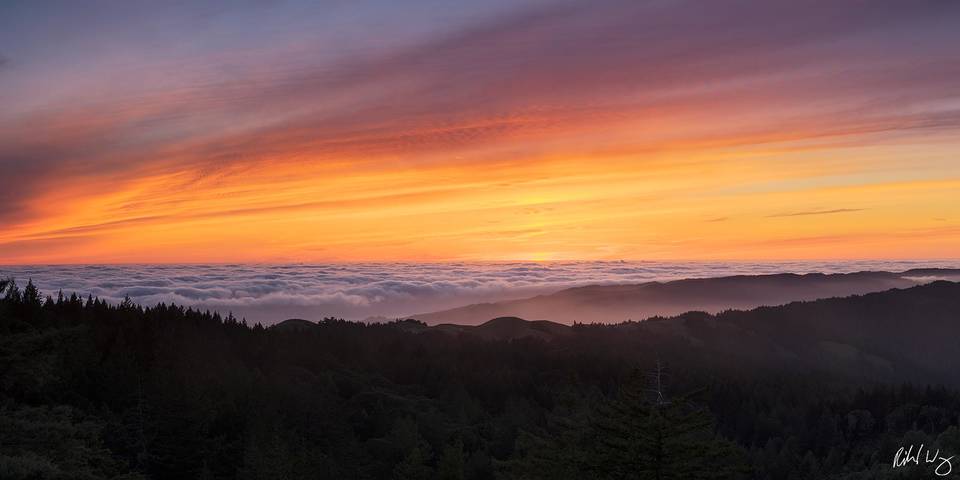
[1,261,957,324]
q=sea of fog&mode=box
[2,261,958,325]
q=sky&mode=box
[1,0,959,264]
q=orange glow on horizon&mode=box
[3,129,959,264]
[3,1,959,264]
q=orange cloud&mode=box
[2,0,959,263]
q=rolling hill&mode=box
[412,268,960,325]
[417,280,960,384]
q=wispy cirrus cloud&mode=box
[767,208,866,218]
[1,0,959,262]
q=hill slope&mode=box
[432,316,572,341]
[413,268,960,325]
[419,280,960,385]
[3,276,960,479]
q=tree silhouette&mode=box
[584,363,748,480]
[2,277,960,479]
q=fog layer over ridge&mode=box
[1,261,958,324]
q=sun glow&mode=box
[2,1,959,264]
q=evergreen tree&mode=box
[584,363,748,480]
[438,438,466,480]
[394,445,433,480]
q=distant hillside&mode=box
[270,318,318,331]
[635,280,960,384]
[419,281,960,385]
[412,268,960,325]
[4,276,960,479]
[432,316,572,341]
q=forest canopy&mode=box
[2,278,960,479]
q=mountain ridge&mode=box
[411,268,960,325]
[414,281,960,384]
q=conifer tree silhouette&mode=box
[585,361,747,479]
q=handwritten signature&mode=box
[893,443,954,476]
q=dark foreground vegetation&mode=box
[2,278,960,479]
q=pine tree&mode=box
[505,389,595,480]
[584,362,748,480]
[387,418,434,480]
[394,445,433,480]
[239,417,288,480]
[438,438,465,480]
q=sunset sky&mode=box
[2,0,959,264]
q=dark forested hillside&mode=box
[2,278,960,479]
[414,269,960,325]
